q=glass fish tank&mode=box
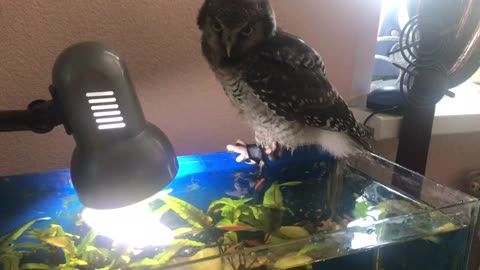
[1,148,479,270]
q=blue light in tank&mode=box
[169,152,253,180]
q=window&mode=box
[350,0,480,140]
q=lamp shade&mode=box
[51,42,178,209]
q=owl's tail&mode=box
[350,122,374,153]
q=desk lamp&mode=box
[0,41,179,247]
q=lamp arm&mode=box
[0,87,64,134]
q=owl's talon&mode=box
[227,141,259,165]
[265,142,283,161]
[227,141,267,166]
[227,144,251,163]
[245,159,257,165]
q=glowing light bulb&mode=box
[82,189,174,248]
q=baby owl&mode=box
[197,0,371,163]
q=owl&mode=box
[197,0,371,164]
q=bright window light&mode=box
[82,189,174,248]
[379,0,409,36]
[435,81,480,116]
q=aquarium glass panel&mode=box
[1,149,478,270]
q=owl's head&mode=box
[197,0,277,63]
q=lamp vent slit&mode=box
[86,91,126,130]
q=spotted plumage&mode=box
[197,0,372,159]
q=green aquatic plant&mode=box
[0,181,309,270]
[160,195,213,229]
[128,239,205,268]
[0,217,100,270]
[0,217,51,270]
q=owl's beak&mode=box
[223,34,235,58]
[225,44,232,58]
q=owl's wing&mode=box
[244,32,368,138]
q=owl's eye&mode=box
[212,20,223,32]
[241,26,254,37]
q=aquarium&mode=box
[1,148,479,270]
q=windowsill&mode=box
[350,81,480,141]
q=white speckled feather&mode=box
[222,77,361,158]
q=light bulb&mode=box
[81,189,174,248]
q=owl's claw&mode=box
[227,140,284,165]
[226,140,264,165]
[226,140,255,164]
[264,142,283,161]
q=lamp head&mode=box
[51,42,178,209]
